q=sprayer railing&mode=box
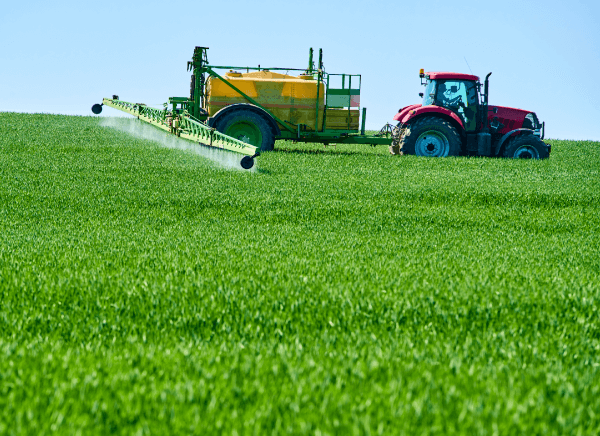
[139,105,169,125]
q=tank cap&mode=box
[226,70,242,77]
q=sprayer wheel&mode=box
[215,109,275,152]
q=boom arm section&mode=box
[98,97,259,157]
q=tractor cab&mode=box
[420,72,480,131]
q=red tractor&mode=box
[391,70,549,159]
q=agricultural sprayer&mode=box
[92,46,392,169]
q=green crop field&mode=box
[1,112,599,435]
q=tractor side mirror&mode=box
[419,93,424,98]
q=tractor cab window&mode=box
[435,81,467,109]
[422,79,436,106]
[435,80,478,132]
[466,81,478,106]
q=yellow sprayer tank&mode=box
[206,70,325,131]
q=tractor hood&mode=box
[487,105,531,134]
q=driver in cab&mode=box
[436,82,464,108]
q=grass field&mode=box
[1,112,599,435]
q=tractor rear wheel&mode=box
[399,116,462,157]
[214,109,275,152]
[503,135,549,159]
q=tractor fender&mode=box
[393,104,421,122]
[396,106,465,132]
[208,103,281,137]
[495,128,535,156]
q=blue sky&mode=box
[1,0,599,140]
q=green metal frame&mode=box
[323,73,361,133]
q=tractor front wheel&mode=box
[503,135,549,159]
[214,109,275,152]
[399,117,462,157]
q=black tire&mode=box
[214,109,275,152]
[503,134,549,159]
[399,116,462,157]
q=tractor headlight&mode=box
[523,112,538,130]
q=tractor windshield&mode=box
[435,81,467,108]
[422,80,436,106]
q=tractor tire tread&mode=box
[399,116,462,157]
[502,134,549,159]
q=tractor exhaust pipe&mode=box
[480,72,492,132]
[240,152,260,170]
[484,72,492,115]
[477,73,493,156]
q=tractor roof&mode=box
[427,72,479,81]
